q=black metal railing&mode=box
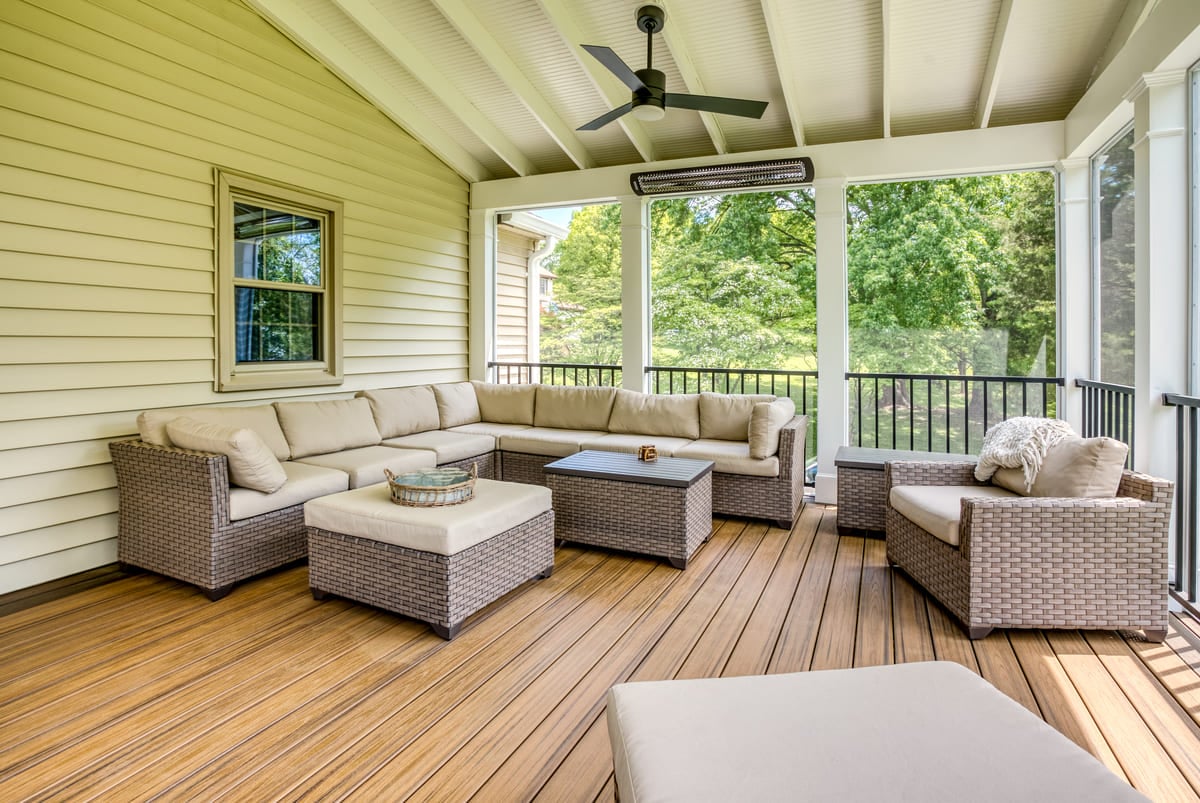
[1164,393,1199,616]
[1077,378,1135,467]
[489,361,622,387]
[846,372,1065,454]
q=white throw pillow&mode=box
[748,398,796,459]
[166,416,287,493]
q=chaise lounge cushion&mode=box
[699,392,775,441]
[138,404,291,461]
[991,436,1128,498]
[358,386,441,438]
[275,398,382,459]
[166,417,288,494]
[674,439,780,477]
[580,433,694,457]
[471,381,536,425]
[888,484,1017,546]
[748,398,796,459]
[228,461,349,521]
[433,382,482,428]
[296,445,435,489]
[382,430,495,464]
[500,427,608,457]
[534,385,617,431]
[608,390,701,440]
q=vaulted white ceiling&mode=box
[246,0,1147,183]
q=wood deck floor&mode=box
[3,504,1200,801]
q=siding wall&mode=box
[0,0,470,593]
[495,226,534,364]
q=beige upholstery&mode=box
[166,417,287,493]
[447,421,533,438]
[992,436,1128,497]
[296,444,435,489]
[674,439,780,477]
[229,461,348,521]
[698,392,774,441]
[499,427,607,457]
[534,385,616,430]
[304,479,552,555]
[471,381,536,424]
[607,662,1147,803]
[889,484,1016,546]
[748,397,796,459]
[274,399,382,459]
[138,404,291,461]
[608,390,701,440]
[382,430,495,463]
[579,433,694,457]
[433,382,482,428]
[358,386,440,438]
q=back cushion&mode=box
[992,436,1128,497]
[137,405,291,462]
[699,392,776,441]
[748,398,796,459]
[471,381,536,425]
[608,390,701,440]
[534,385,618,431]
[274,398,382,459]
[358,386,440,438]
[166,417,287,493]
[433,382,482,428]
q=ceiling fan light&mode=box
[631,104,665,122]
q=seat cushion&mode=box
[296,445,436,489]
[608,390,701,440]
[471,381,536,425]
[433,382,482,428]
[534,385,617,430]
[699,392,775,441]
[579,433,695,457]
[499,427,607,457]
[383,430,495,464]
[889,484,1016,546]
[138,404,291,461]
[673,439,779,477]
[229,461,349,521]
[166,416,287,493]
[304,479,552,555]
[275,398,382,459]
[448,421,533,438]
[358,386,440,438]
[992,436,1128,498]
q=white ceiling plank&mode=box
[428,0,596,170]
[243,0,488,182]
[759,0,807,147]
[535,0,658,162]
[329,0,537,177]
[882,0,892,138]
[658,3,728,154]
[975,0,1016,129]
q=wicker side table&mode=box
[835,447,977,535]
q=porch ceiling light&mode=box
[629,157,815,195]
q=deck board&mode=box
[1,505,1199,802]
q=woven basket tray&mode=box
[384,463,477,507]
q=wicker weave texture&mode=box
[836,466,889,531]
[885,461,1173,636]
[709,415,807,527]
[500,451,557,486]
[307,508,554,637]
[546,472,712,568]
[440,451,497,479]
[109,439,306,597]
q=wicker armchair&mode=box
[884,460,1173,641]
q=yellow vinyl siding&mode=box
[0,0,469,592]
[495,228,534,364]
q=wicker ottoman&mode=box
[303,479,554,639]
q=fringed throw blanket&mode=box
[974,416,1076,491]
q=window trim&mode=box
[215,169,344,392]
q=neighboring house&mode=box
[495,212,567,365]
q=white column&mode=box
[468,207,495,381]
[1128,69,1189,480]
[620,194,650,391]
[1056,159,1091,432]
[814,177,848,504]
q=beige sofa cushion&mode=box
[383,430,495,464]
[608,390,701,439]
[358,386,440,438]
[674,439,780,477]
[166,417,287,493]
[534,385,617,431]
[699,393,775,441]
[748,398,796,459]
[433,382,482,428]
[448,421,533,438]
[992,436,1128,498]
[229,461,349,521]
[138,405,291,462]
[580,433,695,457]
[499,427,607,457]
[471,381,536,425]
[274,398,382,459]
[296,444,435,489]
[889,484,1017,547]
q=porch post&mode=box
[468,207,495,381]
[620,194,650,392]
[1056,159,1091,433]
[1128,69,1188,480]
[814,177,848,505]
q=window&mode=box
[1092,127,1135,386]
[216,170,342,391]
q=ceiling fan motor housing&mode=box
[634,68,666,110]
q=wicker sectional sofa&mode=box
[111,382,807,598]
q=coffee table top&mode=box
[544,450,714,488]
[835,446,978,471]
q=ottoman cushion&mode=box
[304,478,551,555]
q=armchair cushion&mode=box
[992,437,1128,498]
[889,484,1016,547]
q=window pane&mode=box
[235,287,321,362]
[1094,128,1135,385]
[233,201,322,286]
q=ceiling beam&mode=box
[658,3,728,154]
[243,0,488,182]
[536,0,658,162]
[428,0,596,170]
[881,0,892,138]
[975,0,1016,129]
[759,0,806,147]
[329,0,536,177]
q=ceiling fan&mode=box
[577,4,769,131]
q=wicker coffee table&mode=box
[544,450,714,569]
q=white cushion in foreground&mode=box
[606,661,1147,803]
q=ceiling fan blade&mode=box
[665,93,768,119]
[577,102,635,131]
[581,45,646,91]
